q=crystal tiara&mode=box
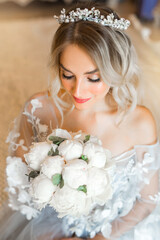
[54,7,130,30]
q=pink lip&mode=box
[73,96,91,103]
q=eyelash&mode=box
[62,73,100,82]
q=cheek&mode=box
[89,82,110,95]
[61,79,71,90]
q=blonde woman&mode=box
[0,3,160,240]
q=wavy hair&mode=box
[48,3,140,126]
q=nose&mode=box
[72,78,85,97]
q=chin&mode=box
[74,102,93,110]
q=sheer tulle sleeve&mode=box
[6,95,50,160]
[109,142,160,240]
[5,95,52,219]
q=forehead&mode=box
[60,44,98,73]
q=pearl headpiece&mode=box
[54,7,130,30]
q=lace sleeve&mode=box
[6,97,49,160]
[109,142,160,239]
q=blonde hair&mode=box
[48,3,140,126]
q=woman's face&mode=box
[60,44,110,110]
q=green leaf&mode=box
[48,136,54,141]
[77,185,87,193]
[80,155,88,163]
[83,135,90,143]
[48,147,59,156]
[59,177,64,189]
[25,170,40,182]
[48,147,54,156]
[49,136,67,146]
[52,174,62,186]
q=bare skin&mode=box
[59,44,157,157]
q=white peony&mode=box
[83,143,107,168]
[47,128,72,143]
[70,130,83,139]
[71,131,87,142]
[50,185,89,217]
[89,152,107,168]
[63,159,88,189]
[88,135,102,145]
[29,174,56,204]
[6,156,28,189]
[24,142,51,170]
[87,167,112,202]
[71,131,102,145]
[58,140,83,161]
[41,156,64,179]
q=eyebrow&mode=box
[60,63,99,74]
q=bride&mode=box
[1,3,160,240]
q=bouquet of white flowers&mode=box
[24,129,113,218]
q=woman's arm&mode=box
[109,171,158,239]
[13,92,47,160]
[93,107,159,239]
[13,98,35,160]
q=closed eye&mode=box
[62,73,73,80]
[88,78,100,82]
[62,73,100,82]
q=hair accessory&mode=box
[54,7,130,30]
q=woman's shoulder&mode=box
[24,90,59,126]
[127,105,157,145]
[26,91,48,103]
[22,90,55,115]
[24,91,51,110]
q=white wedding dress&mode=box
[0,91,160,240]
